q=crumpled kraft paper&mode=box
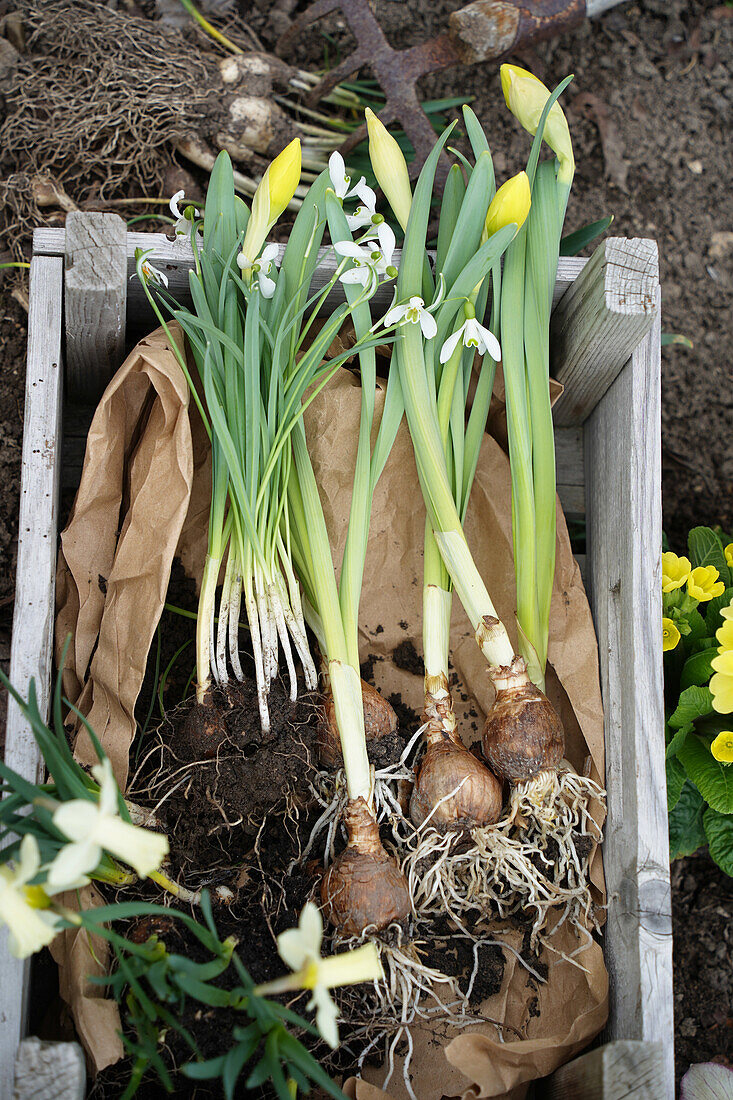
[54,330,608,1091]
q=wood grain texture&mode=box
[13,1038,86,1100]
[64,212,127,401]
[542,1040,667,1099]
[34,227,586,324]
[0,255,64,1100]
[551,238,658,426]
[585,289,673,1097]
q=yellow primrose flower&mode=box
[662,551,691,592]
[687,565,725,602]
[241,138,301,268]
[711,650,733,713]
[484,172,531,239]
[711,731,733,764]
[725,543,733,568]
[365,108,412,231]
[500,64,574,178]
[254,902,383,1049]
[0,835,63,959]
[716,618,733,652]
[662,617,681,652]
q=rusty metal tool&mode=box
[276,0,624,176]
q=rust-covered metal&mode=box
[449,0,587,65]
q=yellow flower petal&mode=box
[712,651,733,675]
[662,617,681,652]
[710,671,733,714]
[711,731,733,764]
[485,172,531,238]
[716,619,733,652]
[662,551,691,592]
[725,543,733,568]
[687,565,724,602]
[720,601,733,622]
[365,108,412,231]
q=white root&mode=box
[269,582,298,702]
[243,570,270,733]
[216,552,234,686]
[228,566,245,682]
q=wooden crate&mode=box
[1,216,671,1099]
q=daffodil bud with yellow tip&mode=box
[500,64,574,180]
[241,137,301,267]
[485,171,531,239]
[365,108,412,231]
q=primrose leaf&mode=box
[666,757,687,812]
[666,722,692,760]
[703,808,733,878]
[668,686,714,729]
[680,1060,733,1100]
[668,781,706,859]
[679,648,719,690]
[705,586,733,628]
[683,608,710,649]
[688,527,732,587]
[678,735,733,814]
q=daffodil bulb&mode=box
[500,64,574,178]
[254,902,383,1049]
[0,835,63,959]
[241,138,301,265]
[47,758,169,892]
[484,172,531,238]
[365,108,412,231]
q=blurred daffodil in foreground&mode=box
[255,902,383,1048]
[711,650,733,714]
[0,835,62,959]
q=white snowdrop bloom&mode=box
[384,295,438,339]
[328,150,369,203]
[169,190,200,236]
[439,317,501,364]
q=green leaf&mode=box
[669,781,706,858]
[666,756,687,811]
[668,685,714,729]
[666,722,692,760]
[679,648,719,690]
[705,585,733,628]
[678,735,733,813]
[683,608,710,648]
[688,527,732,587]
[661,332,693,349]
[703,808,733,876]
[559,215,613,256]
[181,1055,227,1080]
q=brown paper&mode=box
[54,332,608,1092]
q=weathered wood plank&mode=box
[13,1038,86,1100]
[64,212,127,400]
[542,1040,667,1099]
[33,227,586,320]
[1,255,64,1100]
[551,238,658,426]
[584,289,673,1096]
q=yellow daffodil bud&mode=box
[500,64,574,178]
[711,651,733,714]
[662,551,691,593]
[485,172,531,239]
[711,731,733,764]
[687,565,725,603]
[365,108,412,231]
[716,619,733,652]
[662,617,681,652]
[725,543,733,568]
[241,138,301,267]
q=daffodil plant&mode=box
[662,526,733,875]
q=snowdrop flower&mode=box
[0,835,63,959]
[334,223,397,287]
[345,183,380,232]
[439,316,501,364]
[237,242,280,298]
[47,758,169,892]
[328,150,369,203]
[384,295,438,339]
[254,902,383,1049]
[132,249,169,288]
[169,190,200,236]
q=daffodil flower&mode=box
[0,835,63,959]
[334,223,397,287]
[687,565,725,603]
[254,902,383,1049]
[169,190,200,236]
[662,551,691,593]
[47,758,169,892]
[440,317,501,365]
[662,617,681,652]
[238,242,280,298]
[384,295,438,340]
[710,650,733,714]
[711,731,733,764]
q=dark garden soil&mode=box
[1,0,733,1089]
